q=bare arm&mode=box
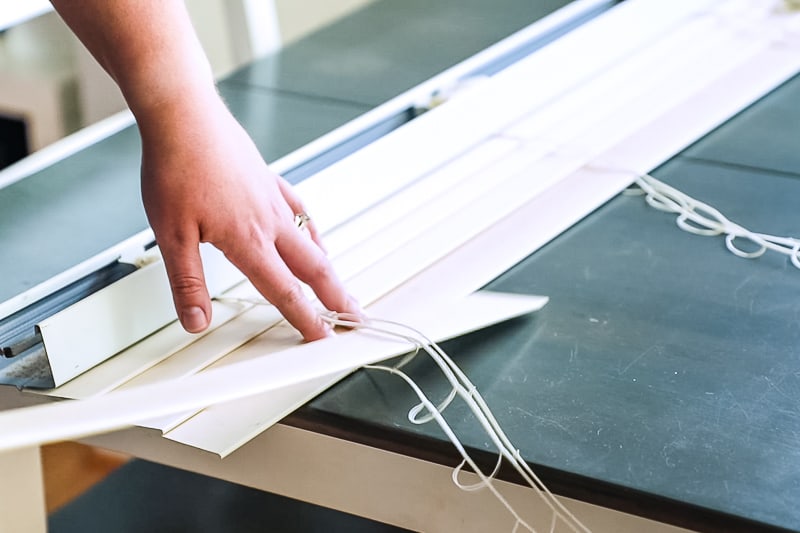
[51,0,359,340]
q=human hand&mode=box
[49,1,358,339]
[139,93,359,341]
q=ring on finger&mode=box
[294,212,312,230]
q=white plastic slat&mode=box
[118,304,283,393]
[119,305,286,432]
[156,8,796,438]
[163,291,549,456]
[37,244,245,387]
[39,300,246,398]
[32,0,713,397]
[315,1,768,296]
[330,143,554,284]
[0,293,546,452]
[158,0,800,456]
[504,13,732,143]
[295,0,714,233]
[140,155,574,434]
[140,319,305,433]
[6,0,798,456]
[322,137,519,258]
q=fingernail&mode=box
[181,306,208,333]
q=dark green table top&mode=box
[298,73,800,532]
[226,0,581,107]
[7,1,798,531]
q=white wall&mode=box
[0,12,80,150]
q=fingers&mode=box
[159,239,212,333]
[276,176,361,325]
[152,171,356,340]
[276,224,362,319]
[233,241,334,342]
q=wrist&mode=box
[133,80,227,144]
[127,66,218,120]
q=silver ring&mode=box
[294,212,311,230]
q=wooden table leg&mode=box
[0,446,47,533]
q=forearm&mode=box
[50,0,218,125]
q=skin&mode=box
[50,0,360,340]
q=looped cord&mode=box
[409,385,457,424]
[725,233,768,259]
[327,313,591,533]
[676,213,724,236]
[628,173,800,269]
[452,455,504,491]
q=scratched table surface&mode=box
[297,73,800,532]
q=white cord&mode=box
[215,293,588,530]
[623,173,800,268]
[322,313,592,533]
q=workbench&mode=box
[1,1,799,531]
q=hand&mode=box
[139,93,359,340]
[49,1,358,339]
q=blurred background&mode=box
[0,0,377,169]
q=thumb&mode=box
[160,241,212,333]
